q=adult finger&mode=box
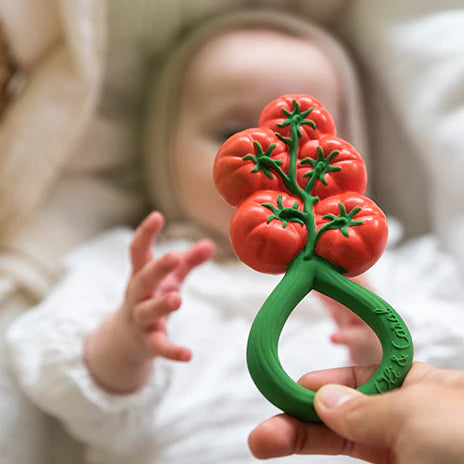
[298,364,380,392]
[250,365,383,461]
[248,413,390,463]
[130,212,164,274]
[249,414,342,459]
[315,384,404,450]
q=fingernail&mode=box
[317,384,358,410]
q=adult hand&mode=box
[249,362,464,463]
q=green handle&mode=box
[246,252,413,422]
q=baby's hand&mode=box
[85,212,215,393]
[120,212,215,362]
[321,276,382,365]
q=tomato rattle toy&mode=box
[213,94,413,422]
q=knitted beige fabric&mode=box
[143,8,367,222]
[0,24,16,117]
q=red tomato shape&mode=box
[230,190,307,274]
[213,128,289,207]
[297,135,367,199]
[258,94,336,144]
[314,192,388,277]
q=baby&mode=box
[6,8,464,464]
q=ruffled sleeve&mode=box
[6,229,172,456]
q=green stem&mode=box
[280,117,319,258]
[304,161,329,194]
[247,253,319,421]
[314,221,336,242]
[302,195,318,259]
[247,252,414,422]
[304,168,320,194]
[288,124,299,186]
[257,156,291,186]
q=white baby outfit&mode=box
[6,224,464,464]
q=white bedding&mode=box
[6,226,464,464]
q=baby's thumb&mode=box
[315,384,401,449]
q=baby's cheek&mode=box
[171,128,234,239]
[195,197,234,240]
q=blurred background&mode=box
[1,1,463,462]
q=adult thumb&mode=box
[314,384,402,449]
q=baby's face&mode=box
[172,28,340,239]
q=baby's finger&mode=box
[331,326,382,364]
[130,212,164,274]
[127,252,179,303]
[331,326,377,347]
[145,332,192,362]
[176,239,216,282]
[134,292,181,328]
[325,300,363,328]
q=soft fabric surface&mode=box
[7,230,358,463]
[8,224,464,463]
[343,0,464,253]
